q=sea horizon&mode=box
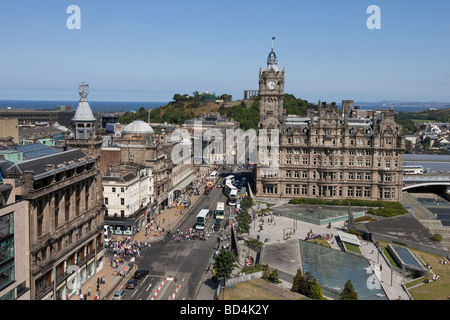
[0,99,168,113]
[0,98,449,114]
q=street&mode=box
[114,165,254,300]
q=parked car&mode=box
[134,270,149,279]
[113,290,126,300]
[126,279,137,289]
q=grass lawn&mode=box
[344,242,362,254]
[376,240,450,300]
[307,238,331,248]
[221,278,308,300]
[407,251,450,300]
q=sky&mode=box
[0,0,450,103]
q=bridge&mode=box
[402,174,450,192]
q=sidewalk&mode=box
[74,179,207,300]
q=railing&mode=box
[403,175,450,182]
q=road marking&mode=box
[146,283,152,292]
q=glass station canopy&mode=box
[300,241,387,300]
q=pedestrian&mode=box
[88,287,91,297]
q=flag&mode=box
[272,37,276,40]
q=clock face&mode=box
[267,81,276,90]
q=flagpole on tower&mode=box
[272,37,275,50]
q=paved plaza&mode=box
[247,212,411,300]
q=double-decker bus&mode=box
[215,202,225,220]
[195,209,210,230]
[224,175,235,186]
[402,166,424,175]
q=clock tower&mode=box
[258,46,285,129]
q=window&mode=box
[301,171,307,179]
[301,185,308,195]
[385,161,391,170]
[294,171,300,178]
[285,171,292,178]
[120,210,125,217]
[347,187,354,197]
[121,188,125,193]
[285,185,291,194]
[104,198,108,205]
[120,198,125,206]
[112,187,116,193]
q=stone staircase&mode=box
[419,219,450,251]
[401,192,435,219]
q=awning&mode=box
[173,174,196,191]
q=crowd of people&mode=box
[171,227,212,242]
[305,230,335,244]
[105,237,151,268]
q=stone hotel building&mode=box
[255,48,406,202]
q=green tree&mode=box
[291,269,313,296]
[291,268,303,293]
[308,278,324,300]
[240,196,254,210]
[237,209,251,234]
[269,269,279,283]
[213,250,237,286]
[262,264,271,280]
[339,279,358,300]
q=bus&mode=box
[207,171,218,189]
[403,166,424,175]
[209,171,218,180]
[195,209,210,230]
[215,202,225,220]
[224,175,235,186]
[224,183,237,197]
[228,189,238,206]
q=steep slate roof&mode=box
[102,173,137,183]
[15,143,59,159]
[72,100,96,122]
[6,149,89,177]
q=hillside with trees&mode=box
[119,92,313,130]
[394,107,450,135]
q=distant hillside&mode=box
[395,107,450,134]
[119,93,312,130]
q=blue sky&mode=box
[0,0,449,103]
